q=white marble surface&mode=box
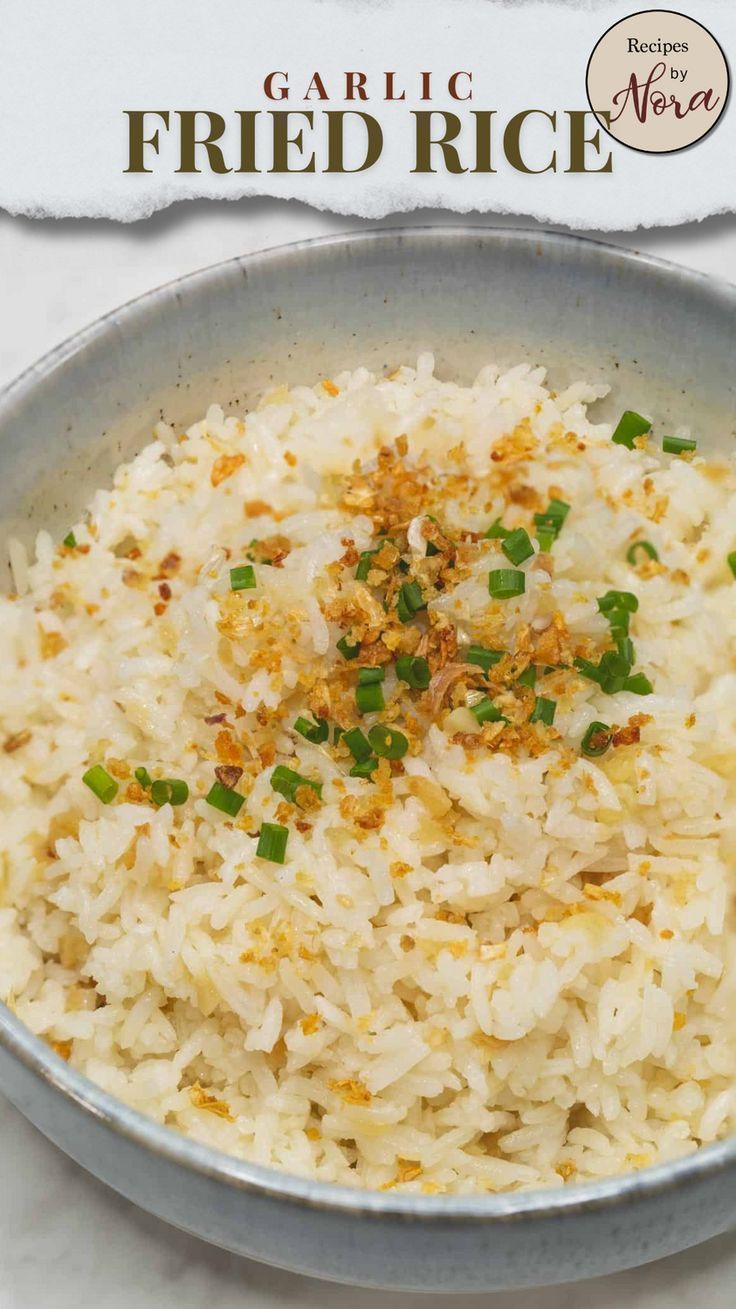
[1,201,736,1307]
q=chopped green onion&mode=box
[82,764,118,805]
[396,654,430,689]
[62,531,77,548]
[488,568,525,600]
[256,822,289,863]
[134,766,152,789]
[623,672,653,696]
[466,644,505,673]
[575,657,604,686]
[229,564,256,591]
[270,765,322,804]
[612,410,651,450]
[397,581,426,624]
[581,722,612,757]
[358,666,385,685]
[530,696,556,726]
[205,780,245,817]
[517,665,537,689]
[484,519,511,540]
[662,435,697,455]
[356,682,385,714]
[627,540,658,566]
[501,527,535,566]
[728,552,736,579]
[336,634,360,660]
[333,725,344,745]
[616,637,636,666]
[536,529,556,553]
[368,724,409,760]
[537,499,570,530]
[470,696,505,725]
[293,715,329,744]
[349,757,379,779]
[343,728,372,762]
[355,550,377,582]
[598,590,639,615]
[598,650,633,694]
[151,778,189,807]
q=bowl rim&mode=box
[1,223,735,1222]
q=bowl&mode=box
[0,227,735,1292]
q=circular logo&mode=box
[586,9,730,154]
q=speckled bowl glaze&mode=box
[0,229,735,1292]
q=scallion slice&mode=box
[358,666,385,685]
[356,682,385,714]
[612,410,651,450]
[270,765,322,804]
[466,644,504,673]
[536,529,556,553]
[662,435,697,455]
[294,715,329,744]
[256,822,289,863]
[616,637,636,666]
[395,654,430,689]
[397,581,426,623]
[517,665,537,688]
[82,764,118,805]
[229,564,256,592]
[623,672,653,695]
[151,778,189,807]
[343,727,372,762]
[355,550,377,582]
[470,696,505,725]
[336,634,360,660]
[484,519,511,540]
[368,724,409,760]
[349,757,379,779]
[530,696,556,726]
[598,590,639,615]
[206,780,245,817]
[134,766,152,789]
[488,568,525,600]
[501,527,535,567]
[581,721,612,757]
[62,531,77,549]
[627,540,658,566]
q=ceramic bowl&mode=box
[1,228,735,1291]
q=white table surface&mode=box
[1,202,735,1308]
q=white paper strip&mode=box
[0,0,734,227]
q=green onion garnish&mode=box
[597,650,633,694]
[151,778,189,807]
[368,724,409,760]
[581,722,612,757]
[397,581,426,624]
[355,550,377,582]
[270,765,322,804]
[536,529,556,553]
[484,519,511,540]
[662,435,697,455]
[205,780,245,817]
[349,757,379,779]
[396,654,430,689]
[535,499,570,531]
[616,637,636,666]
[470,696,505,725]
[627,540,658,566]
[356,682,385,714]
[612,411,651,450]
[575,656,604,686]
[229,564,256,591]
[333,725,344,745]
[466,645,504,673]
[517,665,537,689]
[134,766,152,789]
[342,728,372,762]
[488,569,525,599]
[62,531,77,548]
[358,666,385,685]
[294,715,329,744]
[728,552,736,579]
[501,527,535,567]
[530,696,556,726]
[623,673,653,695]
[336,634,360,660]
[598,590,639,615]
[82,765,118,805]
[256,822,289,863]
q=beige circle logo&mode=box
[586,9,730,153]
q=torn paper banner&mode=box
[1,0,734,228]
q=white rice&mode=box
[1,354,735,1195]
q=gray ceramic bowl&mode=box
[0,228,735,1292]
